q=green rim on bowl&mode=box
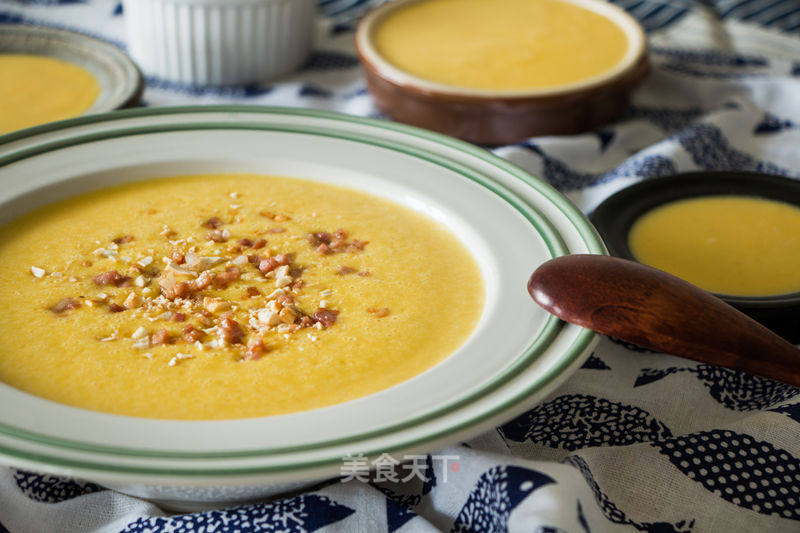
[0,106,605,478]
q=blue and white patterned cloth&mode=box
[1,1,800,531]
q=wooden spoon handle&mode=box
[528,254,800,386]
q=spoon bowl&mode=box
[529,254,800,386]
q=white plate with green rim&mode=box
[0,106,603,509]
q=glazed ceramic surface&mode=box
[0,107,602,506]
[590,171,800,343]
[0,25,142,114]
[355,0,649,145]
[123,0,315,85]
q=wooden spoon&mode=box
[528,254,800,386]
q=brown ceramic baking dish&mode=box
[355,0,650,146]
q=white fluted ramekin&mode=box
[123,0,315,86]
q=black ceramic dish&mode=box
[590,171,800,343]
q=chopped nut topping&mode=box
[93,270,129,287]
[172,312,187,322]
[108,303,126,313]
[313,308,339,328]
[206,229,228,243]
[244,337,269,360]
[50,298,80,314]
[212,266,241,288]
[201,216,223,229]
[183,325,204,343]
[308,230,367,255]
[244,286,261,299]
[151,329,174,346]
[252,238,267,249]
[237,238,253,248]
[168,353,194,366]
[112,235,135,245]
[337,266,357,275]
[203,297,230,314]
[220,316,245,344]
[124,292,142,309]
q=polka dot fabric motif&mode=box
[654,430,800,520]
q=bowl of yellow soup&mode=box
[0,25,142,135]
[0,106,602,508]
[355,0,648,145]
[590,171,800,343]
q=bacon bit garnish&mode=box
[50,298,80,314]
[212,266,241,288]
[151,329,174,345]
[108,303,126,313]
[337,266,357,275]
[244,337,269,360]
[171,251,185,264]
[202,216,223,229]
[182,324,204,343]
[112,235,135,245]
[220,316,245,344]
[252,238,267,249]
[313,308,339,328]
[244,286,261,299]
[267,227,286,234]
[367,307,390,318]
[172,312,187,322]
[237,238,253,248]
[93,270,129,287]
[206,229,229,243]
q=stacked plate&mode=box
[0,107,602,509]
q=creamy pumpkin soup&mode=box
[629,196,800,297]
[0,174,484,419]
[0,54,100,134]
[372,0,630,91]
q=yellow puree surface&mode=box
[373,0,629,91]
[629,196,800,297]
[0,174,484,419]
[0,54,100,135]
